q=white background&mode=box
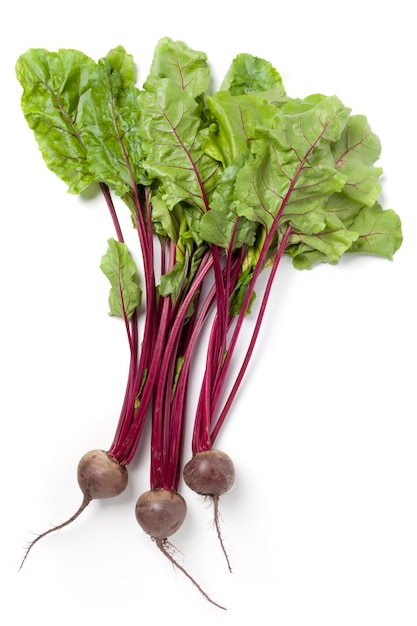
[1,1,416,624]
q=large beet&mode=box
[77,449,128,499]
[20,449,128,567]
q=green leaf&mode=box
[286,196,402,268]
[278,94,351,148]
[324,193,369,228]
[144,37,210,98]
[242,225,268,271]
[158,262,186,299]
[331,115,383,207]
[80,46,145,196]
[105,46,136,85]
[287,211,359,268]
[158,245,207,311]
[138,78,221,213]
[235,95,350,235]
[220,53,286,102]
[348,203,403,259]
[150,194,180,241]
[100,238,141,319]
[177,211,199,261]
[199,154,258,249]
[204,91,278,166]
[16,48,96,193]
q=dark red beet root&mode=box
[135,489,186,539]
[135,488,225,610]
[183,449,235,573]
[20,449,128,568]
[77,449,128,499]
[183,449,235,496]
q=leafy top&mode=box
[16,38,402,272]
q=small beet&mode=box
[20,449,128,568]
[135,488,225,609]
[183,449,235,573]
[135,489,186,539]
[77,449,128,499]
[183,449,235,496]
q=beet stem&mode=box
[155,537,226,610]
[149,251,214,488]
[19,495,92,570]
[99,182,125,243]
[211,225,293,442]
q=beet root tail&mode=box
[19,495,92,570]
[155,537,226,610]
[211,495,233,573]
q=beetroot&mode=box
[135,489,186,539]
[183,449,235,496]
[77,449,128,499]
[21,450,128,567]
[16,38,403,610]
[183,449,235,572]
[135,487,225,609]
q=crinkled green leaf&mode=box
[285,247,334,269]
[235,95,350,236]
[278,94,351,149]
[100,238,141,319]
[203,91,278,166]
[287,198,402,268]
[348,203,403,259]
[158,262,186,299]
[16,41,402,282]
[144,37,209,98]
[286,210,359,268]
[324,193,369,228]
[332,115,383,207]
[181,204,206,246]
[105,46,136,85]
[80,46,145,196]
[150,194,180,241]
[220,53,286,102]
[16,48,96,193]
[138,78,221,213]
[200,154,258,249]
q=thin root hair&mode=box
[155,537,227,610]
[18,495,92,571]
[151,536,185,559]
[211,495,233,574]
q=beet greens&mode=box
[16,37,402,606]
